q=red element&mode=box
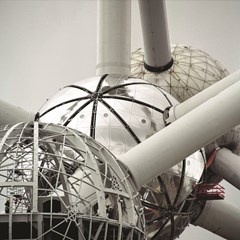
[195,183,225,200]
[206,149,218,169]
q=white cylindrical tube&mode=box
[0,99,34,125]
[211,147,240,190]
[119,80,240,190]
[168,69,240,123]
[138,0,172,72]
[193,200,240,240]
[97,0,131,76]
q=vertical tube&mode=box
[211,148,240,190]
[193,200,240,240]
[9,194,13,240]
[138,0,173,72]
[97,0,131,76]
[119,80,240,190]
[32,122,39,212]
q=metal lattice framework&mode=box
[0,122,145,240]
[131,44,229,102]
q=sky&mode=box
[0,0,240,239]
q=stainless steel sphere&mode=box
[38,75,205,239]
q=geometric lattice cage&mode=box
[131,44,229,102]
[0,122,145,239]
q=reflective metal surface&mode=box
[39,75,205,239]
[39,76,176,155]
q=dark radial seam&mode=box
[173,160,186,206]
[64,85,93,94]
[39,96,92,118]
[90,75,108,138]
[63,99,93,126]
[101,99,141,144]
[102,95,164,113]
[100,82,157,95]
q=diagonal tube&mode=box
[193,200,240,240]
[119,80,240,190]
[167,69,240,123]
[211,147,240,190]
[0,99,34,125]
[138,0,173,72]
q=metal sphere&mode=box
[0,122,145,239]
[38,75,205,239]
[131,44,229,102]
[39,75,178,155]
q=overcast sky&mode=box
[0,1,240,239]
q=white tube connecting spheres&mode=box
[193,200,240,240]
[0,99,34,125]
[97,0,131,76]
[168,69,240,123]
[138,0,172,72]
[211,148,240,190]
[119,80,240,190]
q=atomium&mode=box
[0,122,145,239]
[38,75,205,239]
